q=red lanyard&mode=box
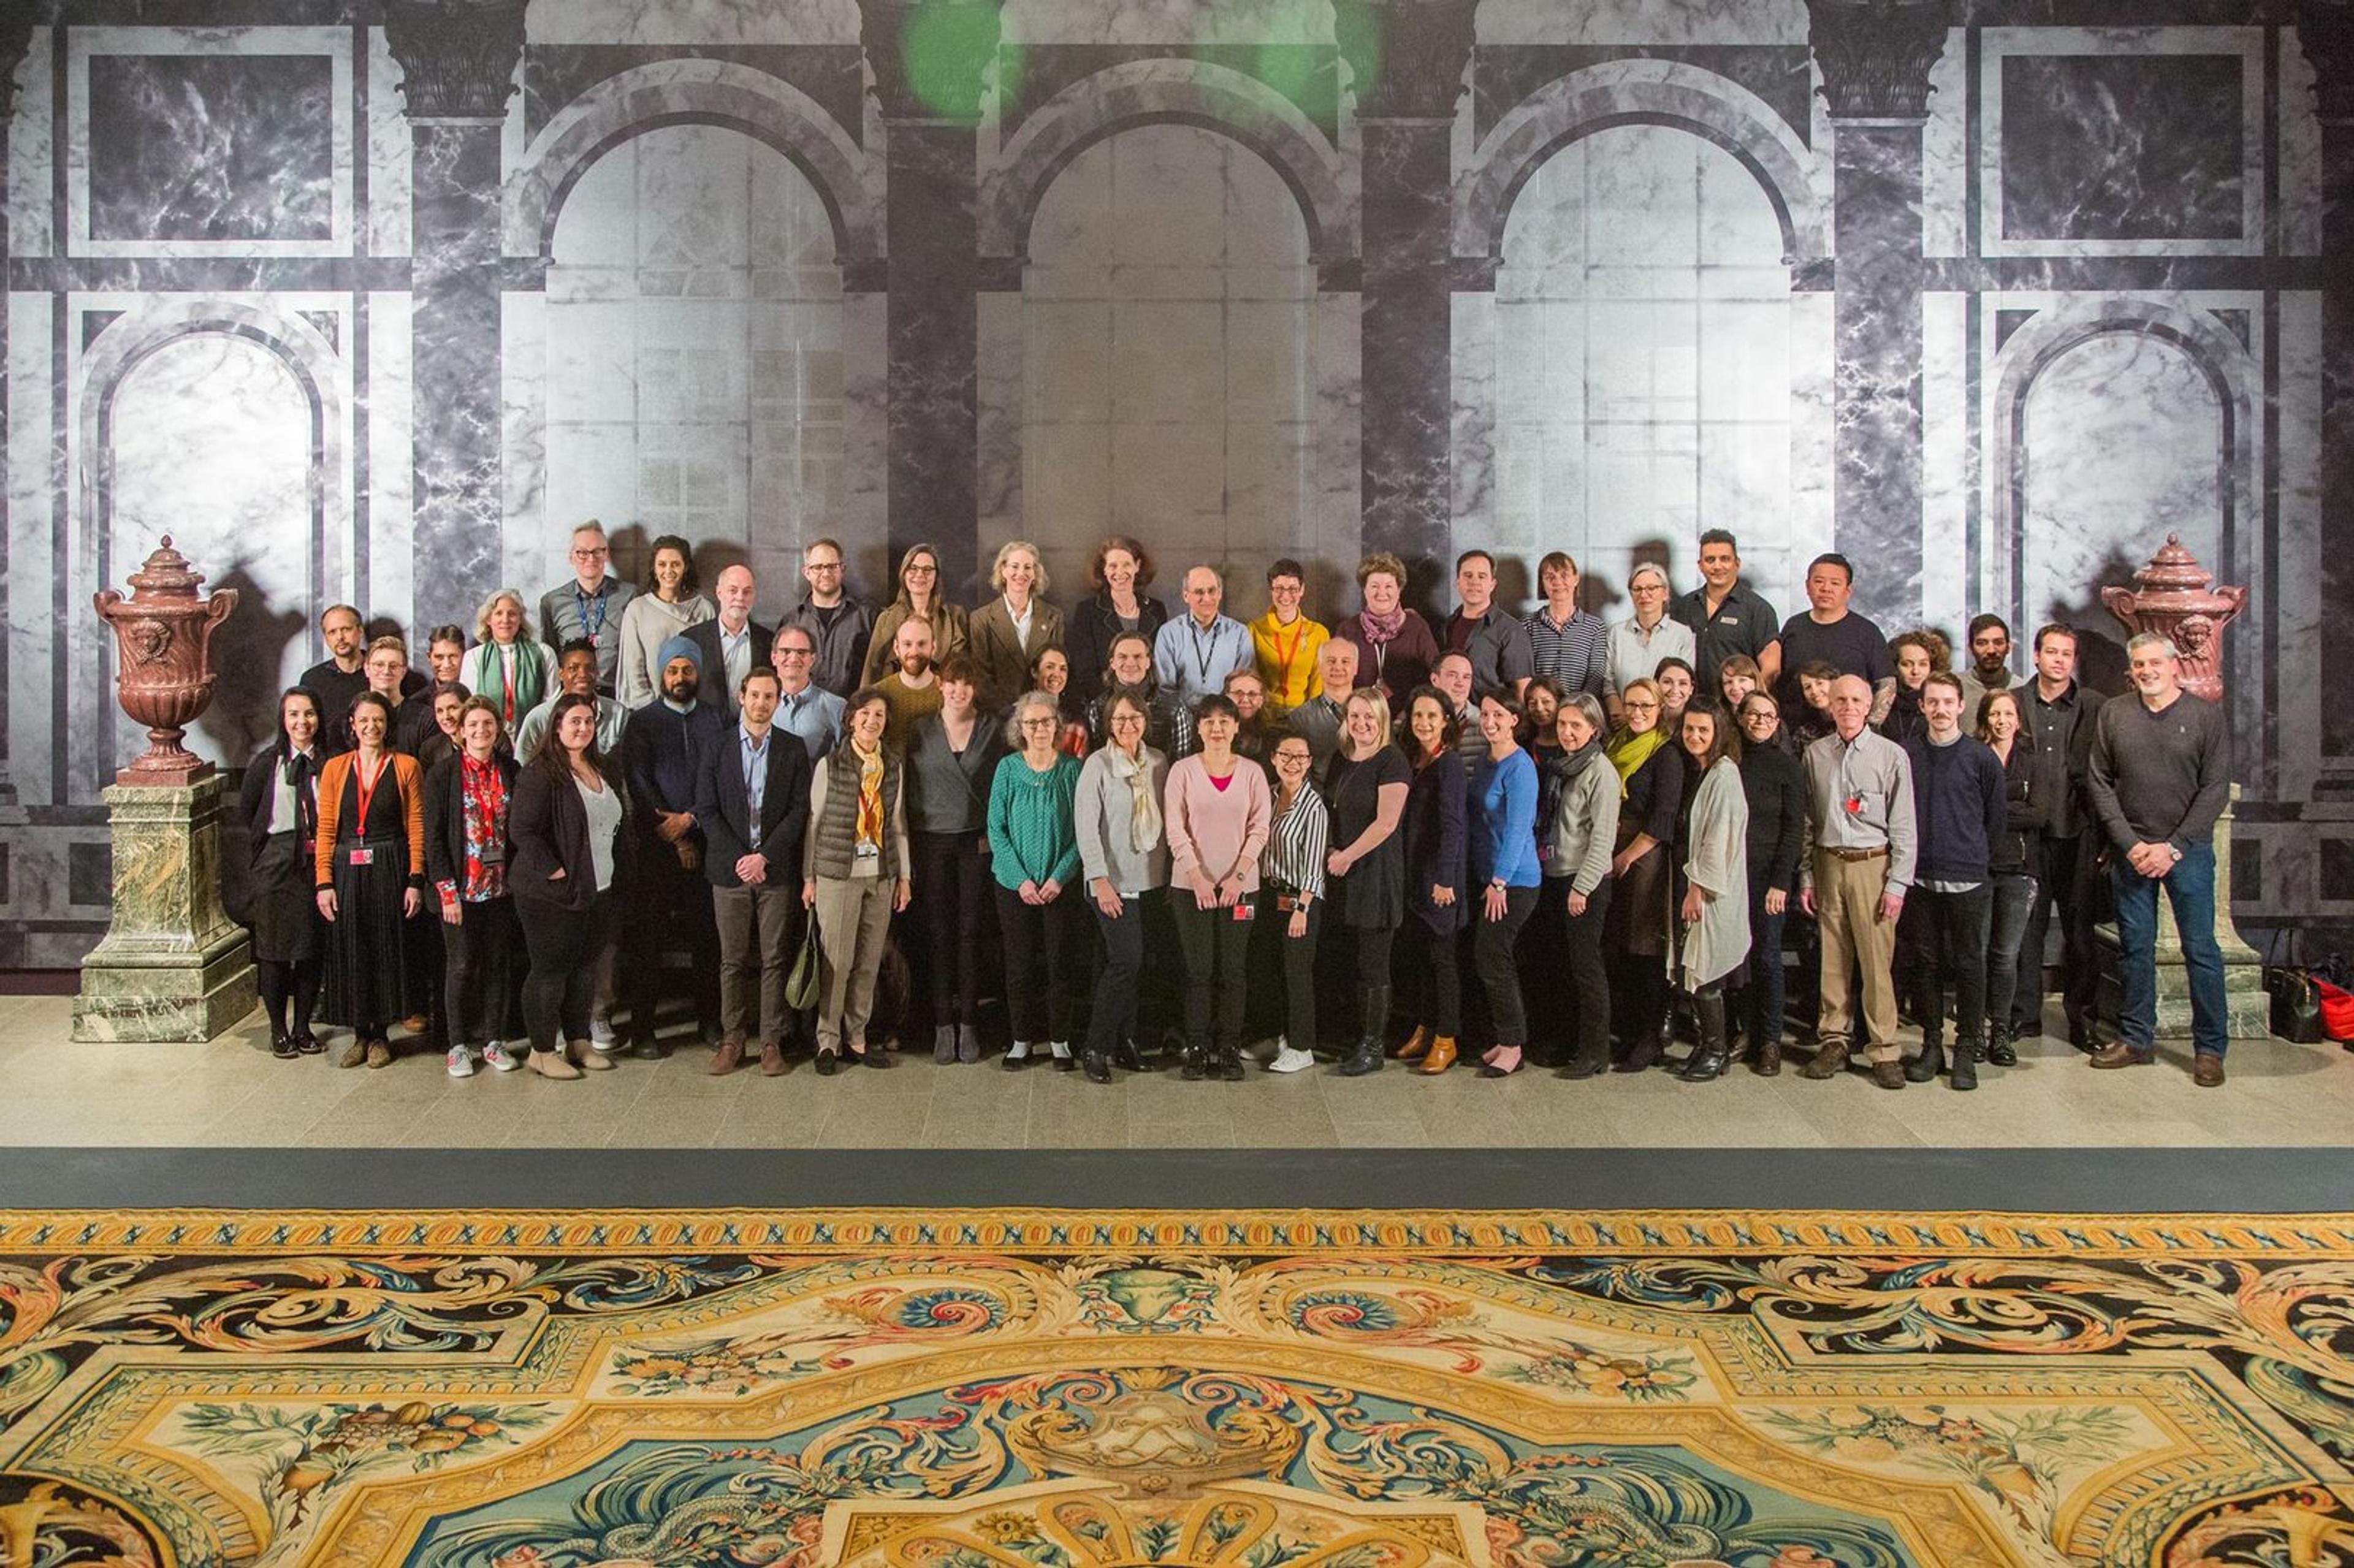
[352,753,389,834]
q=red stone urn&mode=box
[93,536,238,786]
[2100,535,2246,704]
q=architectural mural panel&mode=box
[0,0,2348,968]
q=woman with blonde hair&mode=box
[1604,675,1683,1071]
[863,541,971,688]
[1326,684,1411,1075]
[459,588,555,730]
[969,539,1064,712]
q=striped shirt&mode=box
[1522,607,1610,697]
[1263,783,1329,900]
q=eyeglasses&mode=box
[776,645,815,658]
[571,547,609,560]
[904,564,936,576]
[806,560,842,572]
[1019,717,1058,728]
[1274,750,1311,764]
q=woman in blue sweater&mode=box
[1469,691,1542,1078]
[986,691,1086,1069]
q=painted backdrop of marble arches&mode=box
[0,1,2346,973]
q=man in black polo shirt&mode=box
[2013,622,2103,1046]
[1774,552,1894,723]
[1443,549,1533,699]
[1672,528,1781,695]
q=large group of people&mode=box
[239,521,2238,1090]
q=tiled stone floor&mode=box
[1,994,2347,1148]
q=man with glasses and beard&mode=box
[617,636,726,1057]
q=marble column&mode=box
[1808,0,1952,631]
[0,20,31,826]
[2301,2,2354,783]
[864,0,996,599]
[1344,0,1474,609]
[72,778,257,1042]
[386,1,524,641]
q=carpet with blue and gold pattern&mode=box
[2,1208,2350,1567]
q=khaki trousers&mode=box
[813,872,895,1054]
[1815,849,1900,1062]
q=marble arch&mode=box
[1453,56,1829,270]
[978,57,1355,268]
[1989,295,2257,650]
[505,58,878,267]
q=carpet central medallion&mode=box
[1,1209,2350,1567]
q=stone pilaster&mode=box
[72,778,256,1042]
[2299,2,2354,782]
[864,0,997,598]
[1807,0,1952,630]
[1343,0,1474,607]
[0,19,32,827]
[386,0,524,640]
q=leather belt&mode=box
[1822,845,1889,862]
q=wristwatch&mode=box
[2168,844,2184,862]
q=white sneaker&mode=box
[446,1045,477,1078]
[589,1013,618,1049]
[482,1041,521,1072]
[1267,1042,1316,1074]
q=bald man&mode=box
[1797,674,1918,1089]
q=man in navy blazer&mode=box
[619,634,726,1058]
[683,563,775,721]
[695,664,812,1076]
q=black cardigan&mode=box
[1737,740,1807,895]
[508,763,622,911]
[422,750,520,897]
[1062,592,1169,706]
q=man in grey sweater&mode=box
[2085,632,2233,1084]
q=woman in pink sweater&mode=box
[1163,693,1271,1082]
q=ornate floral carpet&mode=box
[3,1208,2352,1568]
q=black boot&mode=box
[1339,986,1390,1076]
[1179,1042,1209,1081]
[1613,1032,1662,1073]
[1560,1036,1609,1079]
[1083,1049,1112,1084]
[1679,992,1730,1082]
[1950,1038,1980,1090]
[1904,1039,1944,1083]
[1113,1038,1147,1073]
[1985,1022,2017,1067]
[1216,1042,1246,1082]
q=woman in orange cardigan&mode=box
[314,691,427,1068]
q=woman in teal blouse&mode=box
[987,690,1086,1070]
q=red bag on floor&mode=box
[2318,980,2354,1043]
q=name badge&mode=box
[1232,902,1256,923]
[479,844,505,864]
[1844,796,1864,816]
[349,847,375,867]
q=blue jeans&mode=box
[2109,842,2228,1057]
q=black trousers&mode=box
[1171,889,1256,1052]
[915,831,990,1026]
[624,837,720,1038]
[2015,832,2097,1033]
[1089,890,1156,1057]
[994,882,1085,1043]
[1914,882,1994,1051]
[1556,877,1612,1063]
[1518,888,1566,1049]
[441,894,522,1046]
[1397,916,1461,1035]
[1472,886,1539,1045]
[519,892,612,1056]
[1248,891,1322,1046]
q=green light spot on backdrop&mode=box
[1333,3,1384,114]
[901,0,1010,124]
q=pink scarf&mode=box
[1356,605,1407,645]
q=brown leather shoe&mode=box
[709,1038,745,1076]
[1752,1038,1782,1077]
[1415,1036,1458,1074]
[2088,1041,2155,1070]
[1797,1040,1848,1080]
[338,1038,368,1069]
[759,1041,786,1076]
[1394,1026,1431,1062]
[364,1037,393,1070]
[2192,1053,2226,1087]
[1868,1060,1905,1090]
[573,1040,615,1071]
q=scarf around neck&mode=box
[1357,604,1407,645]
[853,742,885,847]
[1104,744,1161,854]
[1606,726,1667,793]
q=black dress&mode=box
[319,758,424,1028]
[1325,745,1409,931]
[239,745,322,964]
[1606,744,1683,960]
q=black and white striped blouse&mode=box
[1263,783,1329,900]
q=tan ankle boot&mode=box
[1415,1036,1457,1074]
[1394,1026,1431,1062]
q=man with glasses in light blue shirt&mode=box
[770,625,846,759]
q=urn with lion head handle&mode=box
[2098,535,2245,704]
[93,536,238,786]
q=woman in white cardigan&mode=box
[1669,703,1750,1083]
[615,535,715,708]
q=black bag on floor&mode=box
[2264,931,2326,1044]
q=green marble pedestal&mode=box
[2095,788,2271,1042]
[72,775,256,1042]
